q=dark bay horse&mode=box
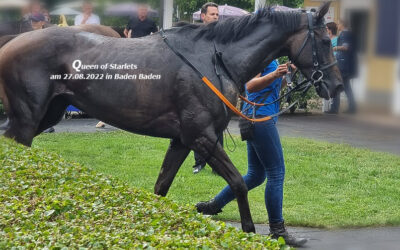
[0,3,341,233]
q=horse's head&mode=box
[286,2,343,100]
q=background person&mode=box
[42,8,51,23]
[124,4,157,38]
[200,2,219,24]
[326,19,357,114]
[30,0,42,17]
[326,22,338,56]
[74,0,102,127]
[196,60,307,247]
[192,2,221,174]
[322,22,338,111]
[74,1,100,26]
[30,13,46,30]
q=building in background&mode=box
[304,0,399,116]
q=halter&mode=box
[291,13,337,86]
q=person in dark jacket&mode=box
[124,4,157,38]
[326,19,357,114]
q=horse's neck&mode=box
[221,25,292,85]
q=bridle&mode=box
[291,13,337,93]
[160,12,337,123]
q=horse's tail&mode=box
[0,35,17,115]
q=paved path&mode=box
[229,113,400,156]
[228,222,400,250]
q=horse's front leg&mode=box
[154,138,190,197]
[191,134,255,233]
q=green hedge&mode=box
[0,138,288,249]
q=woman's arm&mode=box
[246,64,288,93]
[333,45,348,52]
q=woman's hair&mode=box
[326,22,338,36]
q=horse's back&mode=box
[72,24,121,38]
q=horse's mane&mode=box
[174,7,302,44]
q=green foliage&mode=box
[101,16,130,28]
[176,0,253,19]
[266,0,304,8]
[171,0,304,21]
[42,0,304,25]
[277,56,321,113]
[0,137,288,249]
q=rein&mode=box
[160,12,336,123]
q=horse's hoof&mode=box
[243,224,256,233]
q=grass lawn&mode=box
[1,137,285,249]
[33,131,400,229]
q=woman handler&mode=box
[196,60,307,247]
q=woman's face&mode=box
[31,3,41,13]
[326,27,332,37]
[337,22,343,32]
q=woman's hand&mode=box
[273,64,289,79]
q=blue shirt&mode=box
[331,36,338,56]
[242,60,282,122]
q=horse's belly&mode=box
[67,82,180,138]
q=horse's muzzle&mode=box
[315,79,343,100]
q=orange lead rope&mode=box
[239,95,265,107]
[160,29,272,123]
[201,77,272,123]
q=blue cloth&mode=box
[331,36,338,56]
[214,119,285,223]
[242,60,282,122]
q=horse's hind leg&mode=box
[2,79,54,146]
[4,106,41,147]
[35,96,68,135]
[154,138,190,196]
[190,134,255,233]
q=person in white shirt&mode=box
[74,1,100,26]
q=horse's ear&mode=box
[316,1,331,21]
